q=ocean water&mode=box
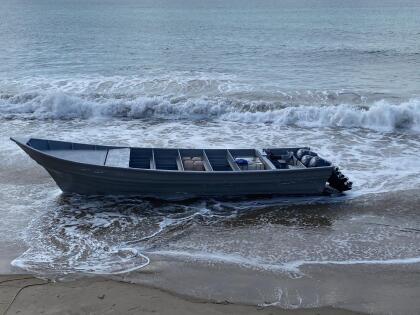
[1,0,420,313]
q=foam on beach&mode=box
[9,189,420,277]
[148,250,420,275]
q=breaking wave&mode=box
[1,90,420,132]
[222,99,420,132]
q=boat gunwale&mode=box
[10,137,334,175]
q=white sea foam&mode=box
[1,75,419,132]
[147,250,303,275]
[284,256,420,271]
[1,90,420,132]
[0,92,227,120]
[221,100,420,132]
[148,250,420,274]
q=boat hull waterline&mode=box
[11,138,351,198]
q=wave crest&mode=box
[222,100,420,132]
[1,90,420,132]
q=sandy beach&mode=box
[0,274,364,315]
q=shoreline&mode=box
[2,190,420,314]
[0,274,363,315]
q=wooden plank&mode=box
[202,150,213,171]
[255,149,276,170]
[227,150,240,171]
[176,150,184,171]
[150,149,156,169]
[103,149,109,165]
[104,148,130,168]
[48,149,107,165]
[293,156,306,168]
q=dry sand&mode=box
[0,275,363,315]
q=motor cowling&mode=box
[295,149,352,192]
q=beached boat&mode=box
[11,137,352,198]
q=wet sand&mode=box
[121,253,420,315]
[0,275,364,315]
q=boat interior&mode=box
[26,138,308,171]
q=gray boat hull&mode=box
[12,138,334,199]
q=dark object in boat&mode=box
[309,156,331,168]
[300,155,313,166]
[11,137,352,198]
[235,158,248,166]
[296,149,317,159]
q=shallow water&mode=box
[1,0,420,313]
[2,119,420,283]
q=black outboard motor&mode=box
[295,148,352,192]
[328,166,352,192]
